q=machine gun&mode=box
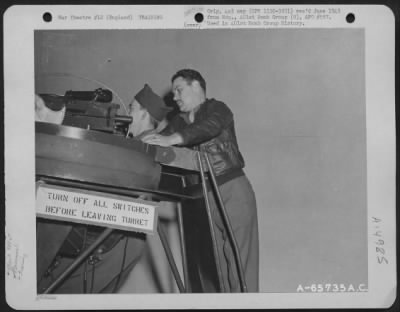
[39,88,132,135]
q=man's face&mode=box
[128,99,153,137]
[172,77,202,113]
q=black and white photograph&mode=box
[4,4,396,309]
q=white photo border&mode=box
[4,4,396,309]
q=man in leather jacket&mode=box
[142,69,259,292]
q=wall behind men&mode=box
[35,29,367,292]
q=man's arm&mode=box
[177,101,233,146]
[140,132,183,147]
[141,115,185,146]
[142,101,233,147]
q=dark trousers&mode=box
[208,175,259,292]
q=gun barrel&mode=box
[114,115,133,124]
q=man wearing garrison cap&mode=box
[127,84,172,139]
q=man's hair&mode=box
[171,69,206,92]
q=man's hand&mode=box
[141,133,183,147]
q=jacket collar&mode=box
[179,98,209,123]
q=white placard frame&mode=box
[35,183,159,235]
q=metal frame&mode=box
[37,176,188,294]
[201,152,248,293]
[38,149,247,294]
[42,227,114,294]
[197,152,226,291]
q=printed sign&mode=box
[35,183,158,234]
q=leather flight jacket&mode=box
[197,120,244,177]
[163,98,245,184]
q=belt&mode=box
[183,168,245,198]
